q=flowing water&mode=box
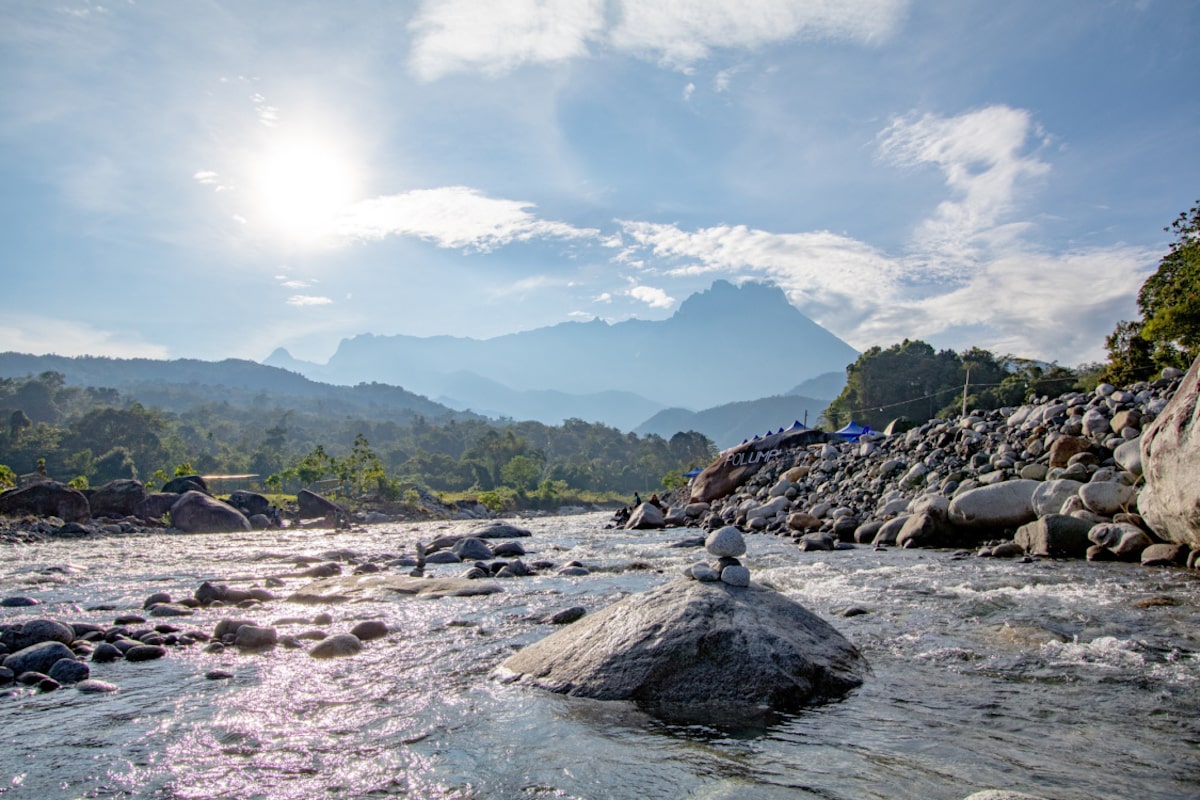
[1,512,1198,799]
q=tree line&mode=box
[0,373,716,507]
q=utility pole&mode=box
[961,366,971,418]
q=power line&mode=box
[841,375,1084,417]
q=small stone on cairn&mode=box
[683,526,750,586]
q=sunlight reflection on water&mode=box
[1,513,1198,799]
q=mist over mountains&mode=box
[267,280,856,433]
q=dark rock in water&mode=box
[0,666,13,684]
[425,551,462,564]
[470,521,533,539]
[234,625,278,650]
[205,669,234,680]
[545,606,587,625]
[143,592,172,609]
[296,489,345,521]
[668,536,706,549]
[0,596,40,607]
[170,491,251,533]
[491,541,526,558]
[125,644,167,662]
[496,578,867,721]
[309,633,363,659]
[36,676,61,693]
[91,643,123,663]
[0,481,90,523]
[4,641,75,676]
[162,475,208,495]
[48,658,90,685]
[2,619,75,652]
[452,537,494,561]
[89,479,147,518]
[349,620,388,641]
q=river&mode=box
[1,512,1198,799]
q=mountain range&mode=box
[266,280,856,433]
[2,281,856,447]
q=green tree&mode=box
[0,463,15,490]
[501,454,542,492]
[1139,200,1200,365]
[1104,200,1200,382]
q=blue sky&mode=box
[2,0,1197,368]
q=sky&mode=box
[2,0,1198,369]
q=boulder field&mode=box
[642,360,1200,569]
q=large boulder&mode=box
[3,641,76,677]
[162,475,208,495]
[625,502,665,530]
[170,491,251,533]
[0,481,90,523]
[133,492,180,521]
[1139,357,1200,548]
[227,490,272,518]
[296,489,345,521]
[1,619,75,652]
[495,578,868,721]
[690,427,826,504]
[1031,479,1083,518]
[1014,514,1095,559]
[948,480,1039,532]
[89,479,147,517]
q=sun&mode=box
[248,134,361,246]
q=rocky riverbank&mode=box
[648,361,1200,573]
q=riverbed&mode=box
[1,512,1198,799]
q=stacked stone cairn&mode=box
[683,525,752,586]
[672,366,1200,569]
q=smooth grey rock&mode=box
[491,541,526,558]
[545,607,587,625]
[233,625,277,650]
[125,645,167,662]
[625,502,666,530]
[452,537,494,561]
[496,578,867,720]
[91,642,124,663]
[948,480,1040,530]
[1141,543,1188,566]
[1015,515,1096,559]
[1031,479,1083,518]
[705,526,746,558]
[48,658,90,684]
[75,679,119,693]
[469,521,533,538]
[0,596,40,607]
[170,491,251,533]
[349,620,388,641]
[3,641,75,676]
[309,633,363,659]
[1,619,75,652]
[1078,481,1136,516]
[720,565,751,586]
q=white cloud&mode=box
[0,314,169,359]
[595,292,613,303]
[407,0,908,79]
[287,295,333,307]
[335,186,600,251]
[683,81,695,101]
[280,279,310,288]
[877,105,1051,267]
[629,284,675,308]
[610,0,908,66]
[614,103,1160,364]
[409,0,606,80]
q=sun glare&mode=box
[248,135,361,246]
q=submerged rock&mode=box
[496,578,867,721]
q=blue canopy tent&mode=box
[834,421,871,441]
[683,467,703,479]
